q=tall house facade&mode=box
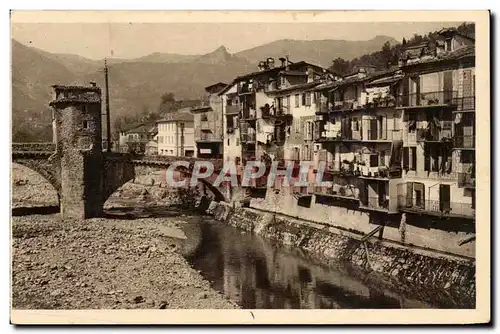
[220,83,241,164]
[192,82,227,158]
[395,29,475,220]
[314,66,404,213]
[156,108,195,157]
[220,57,328,187]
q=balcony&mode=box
[226,105,240,115]
[453,96,475,112]
[416,127,453,143]
[396,91,458,108]
[200,121,211,130]
[241,109,257,120]
[197,132,221,142]
[454,135,475,149]
[314,185,359,201]
[359,196,389,212]
[397,196,475,219]
[261,106,292,119]
[364,129,402,142]
[238,83,255,95]
[458,172,475,188]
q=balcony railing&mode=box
[200,121,211,130]
[396,91,458,108]
[261,107,292,119]
[454,135,475,149]
[241,109,257,120]
[314,185,359,200]
[454,96,475,112]
[360,196,389,210]
[241,132,256,143]
[416,128,453,142]
[226,105,240,115]
[458,172,475,188]
[364,129,402,141]
[397,196,475,218]
[197,132,219,142]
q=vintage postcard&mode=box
[9,10,490,325]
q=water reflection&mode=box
[182,220,433,309]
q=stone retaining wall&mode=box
[207,201,476,308]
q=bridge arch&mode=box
[102,157,228,207]
[11,162,61,208]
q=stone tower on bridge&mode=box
[49,84,104,219]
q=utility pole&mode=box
[104,59,111,152]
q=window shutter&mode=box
[410,147,417,170]
[403,147,409,169]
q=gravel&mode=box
[11,214,238,309]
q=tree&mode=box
[328,57,351,76]
[160,92,175,105]
[402,37,407,45]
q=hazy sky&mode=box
[11,22,462,60]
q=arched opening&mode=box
[11,163,60,214]
[103,167,224,219]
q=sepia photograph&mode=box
[9,10,490,325]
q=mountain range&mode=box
[11,35,398,141]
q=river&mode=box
[180,217,442,309]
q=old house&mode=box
[118,123,157,154]
[395,28,475,219]
[313,66,404,213]
[156,108,195,157]
[220,57,328,189]
[191,83,227,158]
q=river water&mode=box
[180,217,440,309]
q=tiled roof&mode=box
[52,84,101,92]
[49,96,101,106]
[120,123,157,134]
[233,61,325,81]
[268,81,321,95]
[157,108,194,123]
[401,45,475,67]
[314,68,398,91]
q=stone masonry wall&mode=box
[207,201,476,308]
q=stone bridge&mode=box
[12,142,229,219]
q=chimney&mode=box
[279,57,286,67]
[285,55,290,70]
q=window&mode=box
[305,93,312,106]
[393,113,399,130]
[295,94,300,107]
[370,154,379,167]
[236,138,240,146]
[424,145,440,172]
[128,134,134,141]
[352,117,359,131]
[379,151,386,167]
[201,114,208,121]
[82,120,89,129]
[403,147,417,171]
[228,138,230,146]
[302,94,306,106]
[295,119,302,133]
[445,39,452,51]
[411,147,417,170]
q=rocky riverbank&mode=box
[11,214,237,309]
[208,201,476,308]
[11,164,236,310]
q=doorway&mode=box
[439,184,451,213]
